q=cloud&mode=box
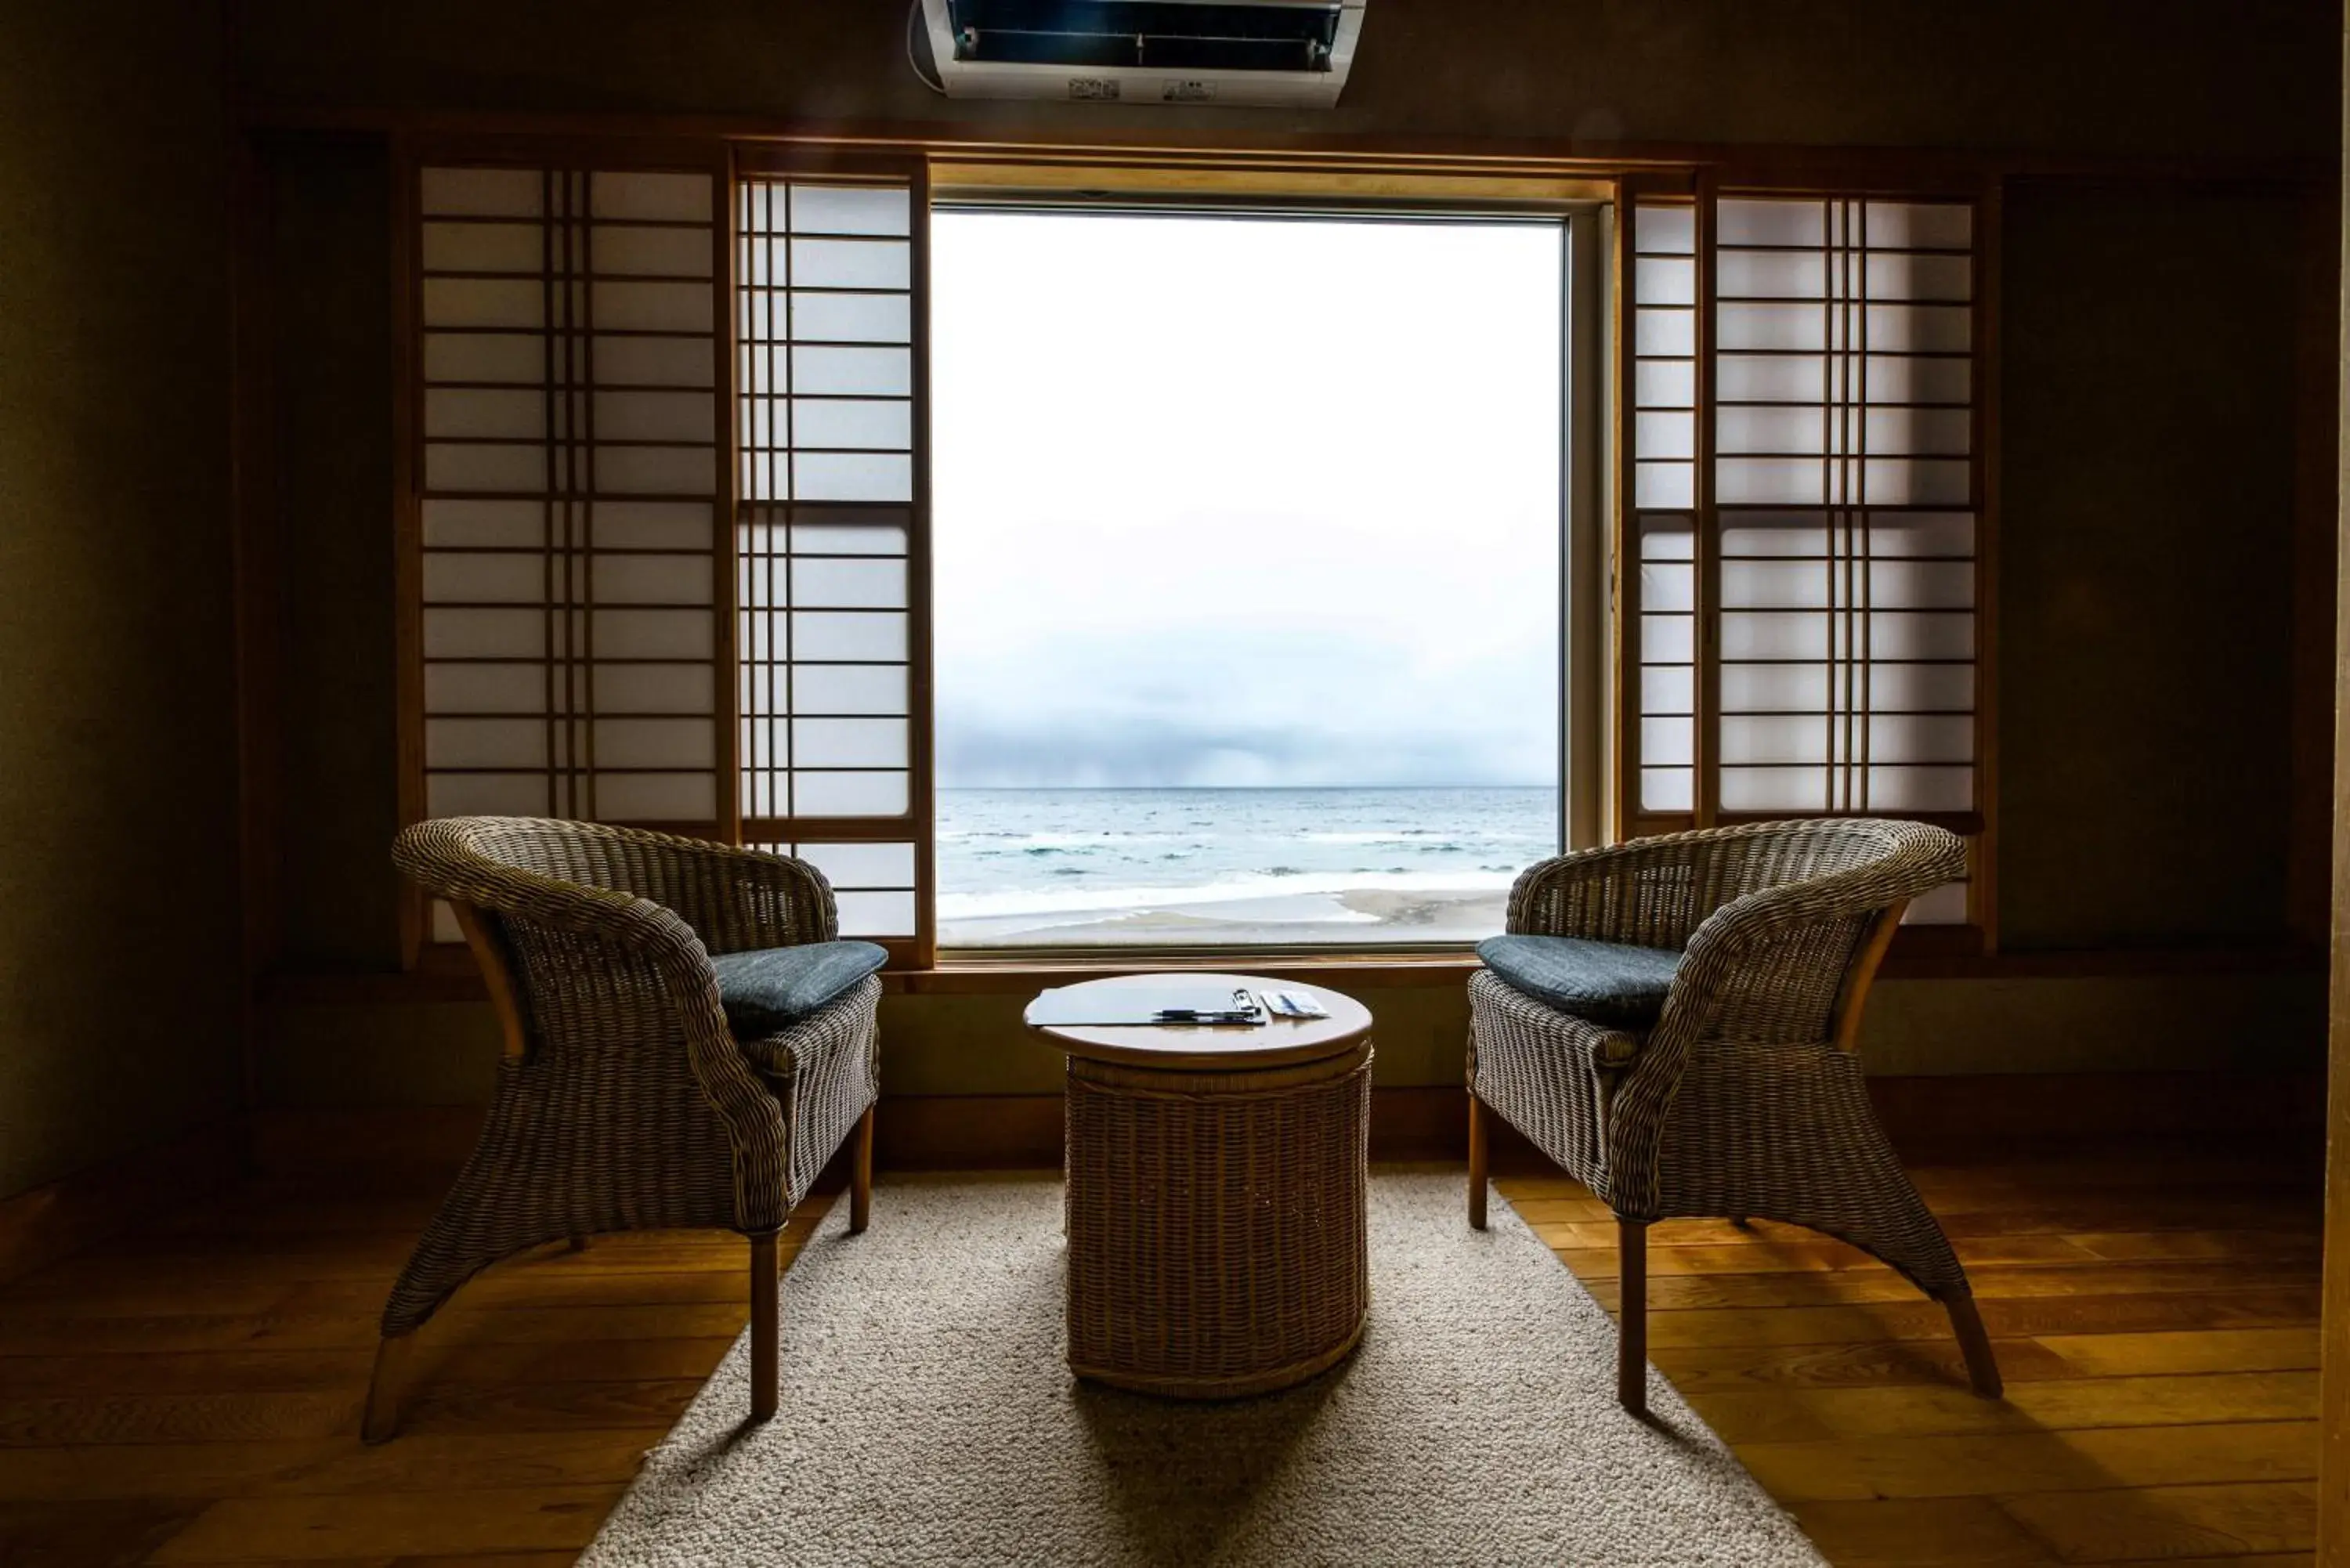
[931,211,1565,792]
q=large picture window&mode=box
[927,208,1575,949]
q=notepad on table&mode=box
[1025,983,1267,1028]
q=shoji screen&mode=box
[411,161,727,842]
[403,154,931,962]
[736,172,928,954]
[1620,187,1986,934]
[1628,198,1701,818]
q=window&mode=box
[397,150,1981,965]
[929,207,1582,949]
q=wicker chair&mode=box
[1466,818,1999,1413]
[361,817,882,1442]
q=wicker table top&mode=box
[1025,973,1371,1072]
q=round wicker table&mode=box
[1026,974,1373,1400]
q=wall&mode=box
[2001,183,2313,948]
[228,0,2336,164]
[237,4,2337,1112]
[0,2,244,1198]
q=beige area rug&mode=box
[580,1172,1824,1566]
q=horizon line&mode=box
[934,783,1559,792]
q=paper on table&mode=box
[1024,983,1267,1028]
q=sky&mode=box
[929,210,1564,789]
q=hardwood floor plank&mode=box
[1636,1289,2319,1350]
[0,1312,383,1357]
[148,1556,577,1568]
[1786,1496,2063,1566]
[0,1348,374,1396]
[2034,1328,2322,1378]
[0,1390,362,1447]
[1521,1205,2325,1248]
[418,1304,753,1347]
[1684,1371,2317,1445]
[146,1487,619,1562]
[0,1431,662,1502]
[425,1336,738,1387]
[1738,1419,2317,1502]
[1993,1480,2316,1561]
[1532,1234,2099,1274]
[1573,1261,2319,1313]
[2056,1232,2323,1265]
[1649,1338,2078,1393]
[0,1498,209,1568]
[402,1379,706,1436]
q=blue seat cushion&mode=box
[1476,934,1682,1031]
[710,940,888,1035]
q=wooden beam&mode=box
[230,104,2339,193]
[2315,18,2350,1559]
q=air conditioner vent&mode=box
[919,0,1365,108]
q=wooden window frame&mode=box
[733,144,936,969]
[913,179,1611,961]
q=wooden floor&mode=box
[0,1134,2323,1566]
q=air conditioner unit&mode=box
[916,0,1366,108]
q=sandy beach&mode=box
[939,883,1509,948]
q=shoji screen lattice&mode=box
[410,162,728,945]
[1629,201,1700,817]
[1625,190,1984,932]
[404,157,930,959]
[413,164,727,836]
[736,174,927,949]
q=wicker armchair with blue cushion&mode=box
[1466,818,2001,1413]
[362,816,884,1441]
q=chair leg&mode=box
[1617,1217,1649,1414]
[749,1230,780,1422]
[1945,1292,2004,1399]
[1466,1092,1490,1230]
[564,1233,588,1252]
[850,1104,876,1235]
[360,1331,415,1444]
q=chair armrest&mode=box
[479,883,798,1232]
[1655,829,1961,1042]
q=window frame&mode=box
[916,186,1611,962]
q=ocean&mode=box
[935,786,1560,948]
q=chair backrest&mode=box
[395,816,691,916]
[1670,818,1964,1048]
[1683,818,1959,922]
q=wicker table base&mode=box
[1060,1031,1372,1400]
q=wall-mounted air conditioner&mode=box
[916,0,1366,108]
